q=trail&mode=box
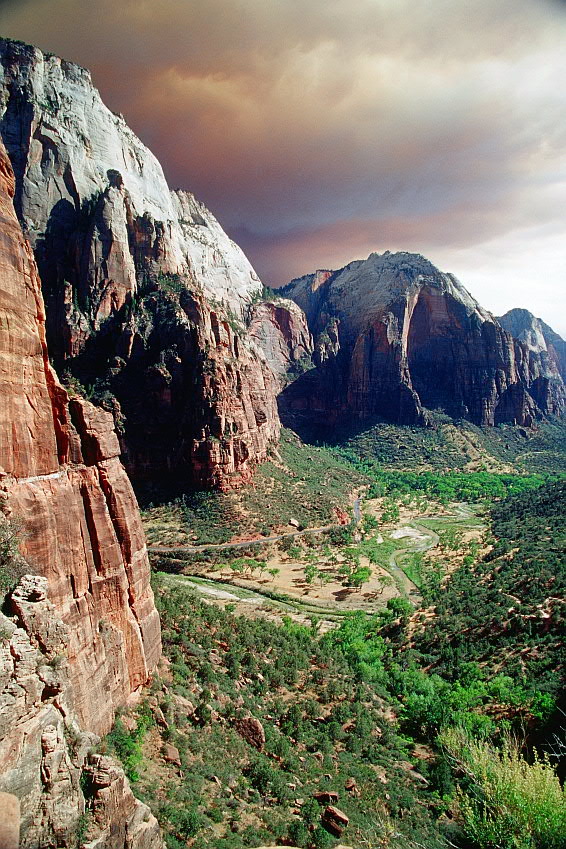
[149,496,363,555]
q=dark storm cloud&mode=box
[1,0,565,329]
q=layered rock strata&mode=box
[281,252,565,431]
[0,138,160,737]
[0,575,162,849]
[0,37,283,489]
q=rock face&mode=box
[499,308,566,383]
[281,251,566,432]
[0,575,162,849]
[0,38,282,490]
[0,138,160,737]
[248,298,313,386]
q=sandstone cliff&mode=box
[0,575,162,849]
[499,308,566,383]
[248,298,313,387]
[0,38,284,490]
[281,251,566,432]
[0,139,160,738]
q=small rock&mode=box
[233,715,265,750]
[163,744,181,766]
[121,715,137,733]
[152,706,169,729]
[344,778,360,796]
[171,693,195,715]
[313,790,339,804]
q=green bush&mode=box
[441,728,566,849]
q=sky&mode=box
[1,0,565,335]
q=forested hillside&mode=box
[413,481,565,695]
[108,480,566,849]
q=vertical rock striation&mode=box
[0,138,160,737]
[281,252,565,432]
[0,575,162,848]
[0,38,283,490]
[248,298,313,387]
[498,308,566,383]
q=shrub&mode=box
[440,728,566,849]
[0,518,28,595]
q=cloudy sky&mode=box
[1,0,565,333]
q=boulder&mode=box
[322,805,349,836]
[162,745,181,767]
[233,715,266,750]
[313,790,339,804]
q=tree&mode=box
[376,573,394,594]
[268,567,280,582]
[350,566,372,591]
[230,559,245,577]
[304,563,318,585]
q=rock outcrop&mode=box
[248,298,313,387]
[0,37,282,490]
[281,251,566,432]
[0,575,162,849]
[0,138,160,737]
[499,308,566,383]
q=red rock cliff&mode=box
[0,140,161,737]
[282,252,566,432]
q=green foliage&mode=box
[349,565,372,590]
[75,813,91,848]
[441,728,566,849]
[141,575,447,848]
[143,429,364,548]
[342,458,558,505]
[157,272,187,296]
[326,417,566,474]
[106,702,154,783]
[0,518,27,596]
[413,481,566,696]
[159,804,202,840]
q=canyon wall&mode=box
[0,575,162,849]
[282,251,566,432]
[499,307,566,383]
[248,298,313,387]
[0,138,160,735]
[0,37,285,490]
[0,132,162,846]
